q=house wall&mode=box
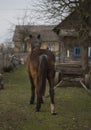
[60,36,91,64]
[14,41,60,62]
[14,42,24,52]
[41,42,59,52]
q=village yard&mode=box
[0,65,91,130]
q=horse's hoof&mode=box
[51,112,57,115]
[35,109,40,112]
[40,98,44,104]
[30,101,34,104]
[40,100,44,104]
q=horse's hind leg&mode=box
[40,97,44,103]
[48,73,56,115]
[36,87,42,112]
[36,95,42,112]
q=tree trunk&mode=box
[81,45,89,74]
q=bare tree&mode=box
[9,10,36,52]
[30,0,80,23]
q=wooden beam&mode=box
[45,80,63,98]
[80,80,91,95]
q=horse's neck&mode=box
[30,47,39,55]
[31,47,40,51]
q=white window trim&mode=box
[67,50,70,57]
[88,47,91,57]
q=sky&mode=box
[0,0,39,44]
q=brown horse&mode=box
[27,33,56,114]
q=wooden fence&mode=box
[0,53,11,72]
[0,52,28,72]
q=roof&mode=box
[53,0,91,35]
[13,25,59,43]
[53,10,80,31]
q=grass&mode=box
[0,65,91,130]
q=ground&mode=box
[0,65,91,130]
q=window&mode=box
[74,46,80,57]
[49,43,54,51]
[88,47,91,57]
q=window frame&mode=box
[88,47,91,57]
[74,46,81,57]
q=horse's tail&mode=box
[38,54,48,96]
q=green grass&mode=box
[0,65,91,130]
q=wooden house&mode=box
[13,25,59,61]
[53,0,91,65]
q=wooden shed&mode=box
[53,0,91,66]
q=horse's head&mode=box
[29,33,42,50]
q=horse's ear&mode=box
[29,34,32,39]
[37,34,41,39]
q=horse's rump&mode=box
[27,48,55,74]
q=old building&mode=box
[53,0,91,65]
[13,25,60,61]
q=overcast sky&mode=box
[0,0,42,44]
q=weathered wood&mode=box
[80,80,91,95]
[56,62,91,94]
[54,80,63,89]
[56,63,91,88]
[56,63,83,76]
[81,45,89,74]
[84,73,91,89]
[45,80,63,98]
